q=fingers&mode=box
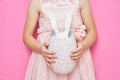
[45,58,55,67]
[45,57,55,63]
[42,42,56,56]
[42,47,57,60]
[71,47,81,54]
[42,45,55,55]
[71,42,84,55]
[71,55,80,60]
[41,42,57,66]
[44,55,56,67]
[43,53,56,67]
[46,62,52,67]
[71,52,82,61]
[43,51,56,66]
[70,51,82,57]
[71,45,83,61]
[43,52,57,59]
[43,48,55,55]
[44,42,49,47]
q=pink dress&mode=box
[24,0,96,79]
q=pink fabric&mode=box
[24,0,95,79]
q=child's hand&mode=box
[41,42,57,67]
[70,42,84,61]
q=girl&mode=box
[23,0,97,79]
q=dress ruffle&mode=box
[71,24,87,41]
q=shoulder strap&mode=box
[49,12,59,34]
[49,10,72,35]
[64,10,72,35]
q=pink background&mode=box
[0,0,120,80]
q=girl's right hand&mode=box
[41,42,57,67]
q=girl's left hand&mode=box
[70,42,84,61]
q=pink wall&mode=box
[0,0,120,80]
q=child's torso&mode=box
[37,0,84,34]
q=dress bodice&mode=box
[37,0,86,42]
